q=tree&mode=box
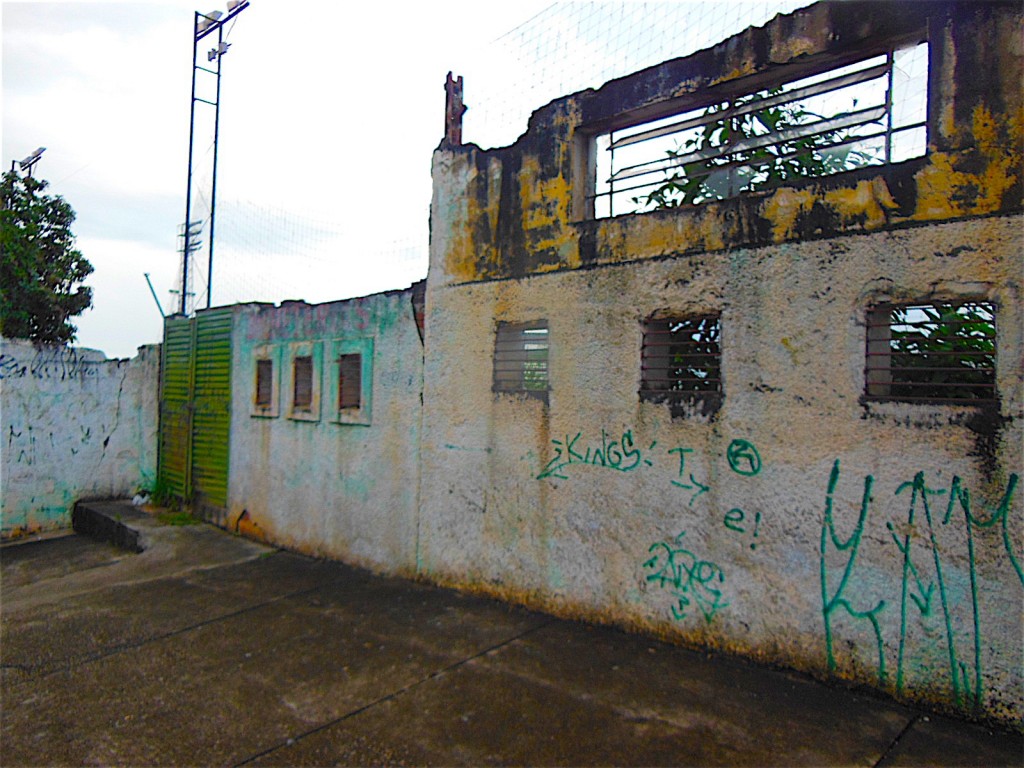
[635,87,877,210]
[1,170,93,344]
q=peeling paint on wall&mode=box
[1,338,160,538]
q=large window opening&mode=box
[593,41,928,217]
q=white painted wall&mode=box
[226,289,424,575]
[0,338,160,538]
[419,214,1024,725]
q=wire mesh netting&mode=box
[180,2,814,313]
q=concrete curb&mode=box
[72,500,146,553]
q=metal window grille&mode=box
[338,354,362,410]
[255,359,273,409]
[293,356,313,411]
[493,321,549,397]
[641,315,722,408]
[865,301,996,404]
[593,41,929,217]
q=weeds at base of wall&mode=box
[140,477,181,510]
[156,510,201,526]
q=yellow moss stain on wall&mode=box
[823,179,899,230]
[914,106,1022,220]
[612,211,729,261]
[444,207,481,283]
[763,188,817,242]
[519,157,576,257]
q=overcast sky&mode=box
[3,1,805,359]
[3,0,557,358]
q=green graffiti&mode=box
[643,531,728,623]
[892,474,953,700]
[820,460,887,684]
[537,429,653,479]
[726,439,761,476]
[942,473,1021,713]
[821,461,1020,713]
[668,446,710,505]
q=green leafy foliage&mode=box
[1,170,93,343]
[889,303,996,401]
[667,315,721,393]
[635,88,877,210]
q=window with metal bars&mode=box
[640,314,722,412]
[292,355,313,411]
[865,301,996,404]
[338,354,362,410]
[493,321,549,398]
[255,359,273,410]
[592,40,928,217]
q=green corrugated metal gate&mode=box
[158,309,233,512]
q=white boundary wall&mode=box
[0,337,160,538]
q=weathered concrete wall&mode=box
[226,287,423,575]
[0,338,160,538]
[422,1,1023,727]
[431,1,1022,287]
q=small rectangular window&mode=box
[338,354,362,410]
[293,356,313,411]
[255,359,273,409]
[865,301,996,404]
[494,321,549,397]
[641,314,722,412]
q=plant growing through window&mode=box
[641,314,722,412]
[865,302,996,403]
[592,42,928,216]
[633,87,880,209]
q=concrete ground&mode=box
[2,502,1021,767]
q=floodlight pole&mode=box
[207,23,225,312]
[181,1,249,316]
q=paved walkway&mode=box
[2,502,1021,767]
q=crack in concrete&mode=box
[24,567,347,679]
[872,713,922,767]
[232,616,556,767]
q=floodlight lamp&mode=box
[226,0,244,10]
[19,147,46,168]
[208,41,230,61]
[196,10,222,33]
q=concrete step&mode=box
[71,500,149,553]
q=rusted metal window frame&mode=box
[255,358,273,409]
[493,321,550,400]
[292,355,314,412]
[864,300,997,405]
[591,39,929,218]
[250,345,280,419]
[330,337,373,426]
[338,353,362,410]
[640,313,722,414]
